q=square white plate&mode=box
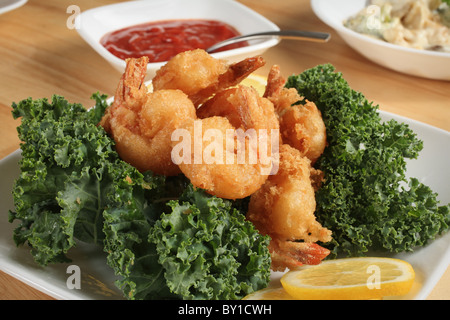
[1,111,449,300]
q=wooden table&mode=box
[0,0,449,300]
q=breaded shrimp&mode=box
[278,100,327,164]
[174,86,280,199]
[100,56,197,176]
[173,117,270,199]
[246,144,332,271]
[197,85,279,137]
[152,49,265,106]
[265,65,327,164]
[152,49,228,97]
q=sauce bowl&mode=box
[76,0,280,78]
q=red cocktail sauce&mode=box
[100,19,248,63]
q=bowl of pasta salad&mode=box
[311,0,450,80]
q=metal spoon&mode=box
[206,30,331,53]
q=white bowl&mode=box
[0,0,27,15]
[311,0,450,81]
[76,0,280,78]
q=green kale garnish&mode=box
[9,93,140,265]
[286,64,450,258]
[9,94,271,299]
[149,185,271,300]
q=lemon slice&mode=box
[243,287,296,300]
[280,257,415,300]
[241,73,268,96]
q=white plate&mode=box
[311,0,450,80]
[0,111,449,300]
[76,0,279,78]
[0,0,27,15]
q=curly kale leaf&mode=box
[104,178,270,300]
[286,64,450,257]
[102,174,186,300]
[9,94,140,265]
[149,186,271,300]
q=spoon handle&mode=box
[206,30,331,53]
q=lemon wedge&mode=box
[280,257,415,300]
[241,73,268,96]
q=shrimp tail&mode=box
[191,55,266,106]
[116,56,149,108]
[269,239,330,271]
[99,57,149,132]
[263,65,285,99]
[225,55,266,84]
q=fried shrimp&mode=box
[173,117,269,199]
[101,49,332,272]
[197,85,279,135]
[246,144,331,271]
[173,85,280,200]
[152,49,228,97]
[100,56,197,176]
[265,65,327,164]
[152,49,265,106]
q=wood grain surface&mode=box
[0,0,448,300]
